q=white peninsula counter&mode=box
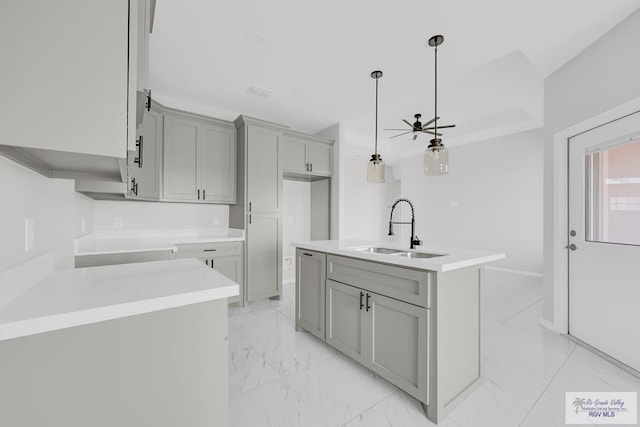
[293,239,505,424]
[0,257,238,427]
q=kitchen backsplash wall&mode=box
[93,200,229,231]
[0,156,94,271]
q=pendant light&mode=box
[424,35,454,176]
[367,70,385,183]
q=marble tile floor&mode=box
[227,270,640,426]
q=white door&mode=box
[568,110,640,371]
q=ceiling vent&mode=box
[247,85,275,98]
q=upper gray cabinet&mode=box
[163,109,236,204]
[127,107,162,201]
[0,0,131,159]
[281,131,333,178]
[247,126,282,212]
[130,0,155,139]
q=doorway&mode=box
[568,110,640,372]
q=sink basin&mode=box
[395,251,445,259]
[352,247,403,255]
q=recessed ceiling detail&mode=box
[247,85,275,98]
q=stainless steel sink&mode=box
[352,247,404,255]
[395,251,445,259]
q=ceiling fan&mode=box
[384,113,455,140]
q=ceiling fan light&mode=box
[367,154,386,183]
[424,144,448,176]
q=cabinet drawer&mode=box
[327,255,432,308]
[174,241,242,259]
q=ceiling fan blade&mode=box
[402,119,414,128]
[384,128,413,131]
[420,129,437,136]
[422,116,439,127]
[423,124,456,130]
[390,131,412,139]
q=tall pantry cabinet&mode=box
[230,116,285,301]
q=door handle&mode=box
[566,244,577,251]
[366,293,371,312]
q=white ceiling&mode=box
[149,0,639,161]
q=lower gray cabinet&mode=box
[368,291,428,404]
[173,241,244,305]
[295,249,326,340]
[326,279,367,364]
[324,278,428,403]
[246,213,281,301]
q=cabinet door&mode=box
[307,142,332,176]
[246,214,281,300]
[326,279,367,364]
[367,292,428,404]
[247,127,280,212]
[296,249,326,340]
[0,0,128,158]
[281,138,307,173]
[200,125,236,203]
[213,256,241,284]
[163,116,199,200]
[128,109,160,200]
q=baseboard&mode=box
[539,318,558,333]
[485,266,543,278]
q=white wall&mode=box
[341,155,401,241]
[93,200,229,231]
[400,129,544,273]
[543,9,640,324]
[282,180,311,283]
[0,156,94,271]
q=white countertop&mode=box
[0,258,239,342]
[74,228,245,256]
[293,239,505,272]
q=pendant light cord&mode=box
[434,43,438,137]
[375,76,379,158]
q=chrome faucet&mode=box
[388,198,423,249]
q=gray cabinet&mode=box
[296,249,326,340]
[163,112,236,204]
[231,116,286,302]
[281,133,333,178]
[325,278,429,403]
[326,279,367,364]
[246,213,281,301]
[368,291,428,404]
[0,0,130,158]
[173,241,244,305]
[127,108,161,200]
[247,126,281,212]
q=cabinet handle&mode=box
[359,291,364,310]
[204,249,217,252]
[203,189,206,200]
[366,293,371,312]
[310,163,313,172]
[205,259,209,266]
[249,202,252,212]
[305,162,309,171]
[134,136,143,168]
[302,252,313,257]
[198,189,200,200]
[210,259,214,269]
[145,89,151,112]
[131,177,138,196]
[249,214,252,225]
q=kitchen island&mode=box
[293,239,505,424]
[0,256,238,427]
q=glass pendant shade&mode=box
[367,154,385,183]
[424,147,448,176]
